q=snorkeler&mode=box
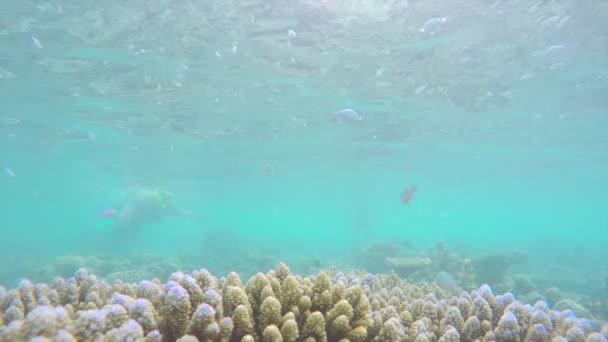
[105,188,205,237]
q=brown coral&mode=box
[0,265,603,342]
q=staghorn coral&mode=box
[0,264,603,342]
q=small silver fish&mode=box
[5,167,15,178]
[420,17,447,33]
[545,45,565,54]
[336,108,363,121]
[31,36,42,48]
[540,16,560,29]
[558,16,571,28]
[549,62,565,71]
[519,73,535,80]
[415,84,428,95]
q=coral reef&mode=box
[473,251,529,285]
[493,273,540,301]
[356,241,499,302]
[356,240,413,274]
[460,259,477,291]
[428,241,477,291]
[429,241,464,277]
[1,263,603,341]
[360,240,477,292]
[385,257,432,278]
[35,254,191,284]
[493,276,603,327]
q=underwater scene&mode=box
[1,0,607,341]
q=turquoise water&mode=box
[1,0,607,318]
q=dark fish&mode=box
[400,185,417,205]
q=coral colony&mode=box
[1,264,606,341]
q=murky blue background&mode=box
[1,1,606,305]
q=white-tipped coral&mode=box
[0,265,604,341]
[161,284,191,340]
[105,319,145,340]
[524,323,551,342]
[495,311,520,342]
[129,298,158,334]
[188,303,217,341]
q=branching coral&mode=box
[0,263,602,341]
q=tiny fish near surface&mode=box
[5,167,15,178]
[31,36,42,49]
[400,185,417,205]
[336,108,363,121]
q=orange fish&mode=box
[400,185,417,205]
